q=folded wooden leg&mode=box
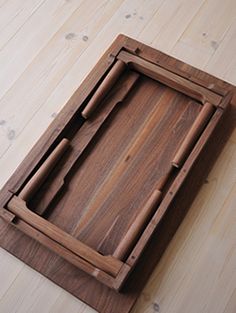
[19,138,70,203]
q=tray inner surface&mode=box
[27,71,202,255]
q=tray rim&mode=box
[0,34,235,294]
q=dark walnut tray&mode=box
[0,35,235,313]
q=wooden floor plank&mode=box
[206,20,236,83]
[172,0,236,68]
[0,249,24,299]
[223,289,236,313]
[0,0,85,101]
[139,0,206,52]
[0,264,62,313]
[0,0,45,50]
[48,290,92,313]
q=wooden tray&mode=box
[0,35,235,313]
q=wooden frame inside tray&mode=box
[0,35,235,313]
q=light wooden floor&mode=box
[0,1,235,312]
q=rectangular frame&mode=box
[0,35,235,313]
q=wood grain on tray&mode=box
[0,35,235,313]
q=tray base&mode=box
[0,35,235,313]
